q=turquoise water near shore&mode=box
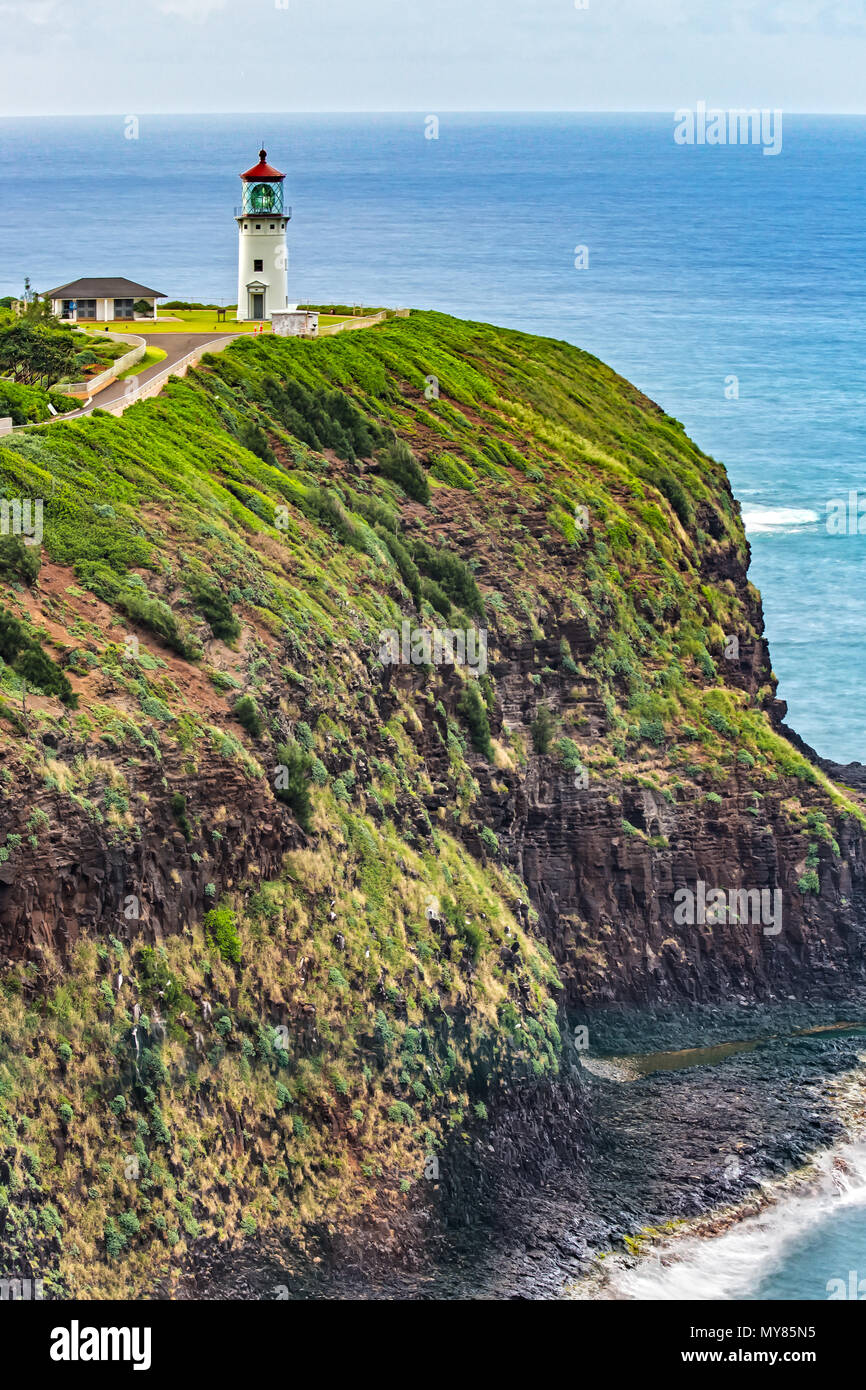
[1,112,865,759]
[746,1201,866,1301]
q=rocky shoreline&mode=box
[580,1054,866,1300]
[162,1006,866,1300]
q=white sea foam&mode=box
[600,1141,866,1301]
[741,506,820,534]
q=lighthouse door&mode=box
[251,292,264,320]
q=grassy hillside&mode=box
[0,311,860,1297]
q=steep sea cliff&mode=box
[1,311,865,1298]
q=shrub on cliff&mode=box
[530,706,555,754]
[652,468,693,528]
[412,539,484,616]
[479,826,499,856]
[377,439,429,503]
[0,533,40,585]
[420,576,451,618]
[204,906,242,964]
[185,572,240,642]
[0,604,76,707]
[236,420,277,464]
[259,375,378,462]
[298,487,376,558]
[458,682,493,759]
[344,488,397,532]
[375,525,421,605]
[233,695,263,740]
[637,716,665,747]
[76,563,200,660]
[170,792,192,842]
[103,1217,126,1259]
[274,741,314,831]
[15,644,76,708]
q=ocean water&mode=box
[0,110,864,761]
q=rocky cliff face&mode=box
[484,620,866,1011]
[0,745,295,964]
[1,310,864,1297]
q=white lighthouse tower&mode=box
[235,148,290,322]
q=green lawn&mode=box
[77,310,354,335]
[116,346,167,379]
[78,313,252,336]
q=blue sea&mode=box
[0,112,863,762]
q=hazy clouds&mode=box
[0,0,863,114]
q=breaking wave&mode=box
[741,505,820,534]
[601,1141,866,1300]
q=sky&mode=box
[0,0,865,116]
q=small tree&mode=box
[14,646,75,713]
[274,742,313,831]
[0,323,75,388]
[0,605,76,715]
[377,439,430,503]
[458,683,493,759]
[530,705,556,754]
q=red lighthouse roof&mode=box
[241,148,285,181]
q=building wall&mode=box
[50,295,158,322]
[271,310,318,337]
[236,216,289,320]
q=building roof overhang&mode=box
[241,149,285,181]
[43,278,166,300]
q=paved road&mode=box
[40,332,241,423]
[82,331,241,413]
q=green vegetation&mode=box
[233,695,263,739]
[0,323,76,388]
[274,742,314,831]
[377,438,430,502]
[458,682,493,759]
[0,307,857,1301]
[204,905,242,963]
[531,706,556,755]
[0,605,76,709]
[0,379,78,424]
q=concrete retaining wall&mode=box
[62,330,147,397]
[87,335,238,417]
[317,309,410,337]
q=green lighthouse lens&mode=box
[249,183,276,212]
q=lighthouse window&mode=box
[255,224,261,230]
[253,259,263,272]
